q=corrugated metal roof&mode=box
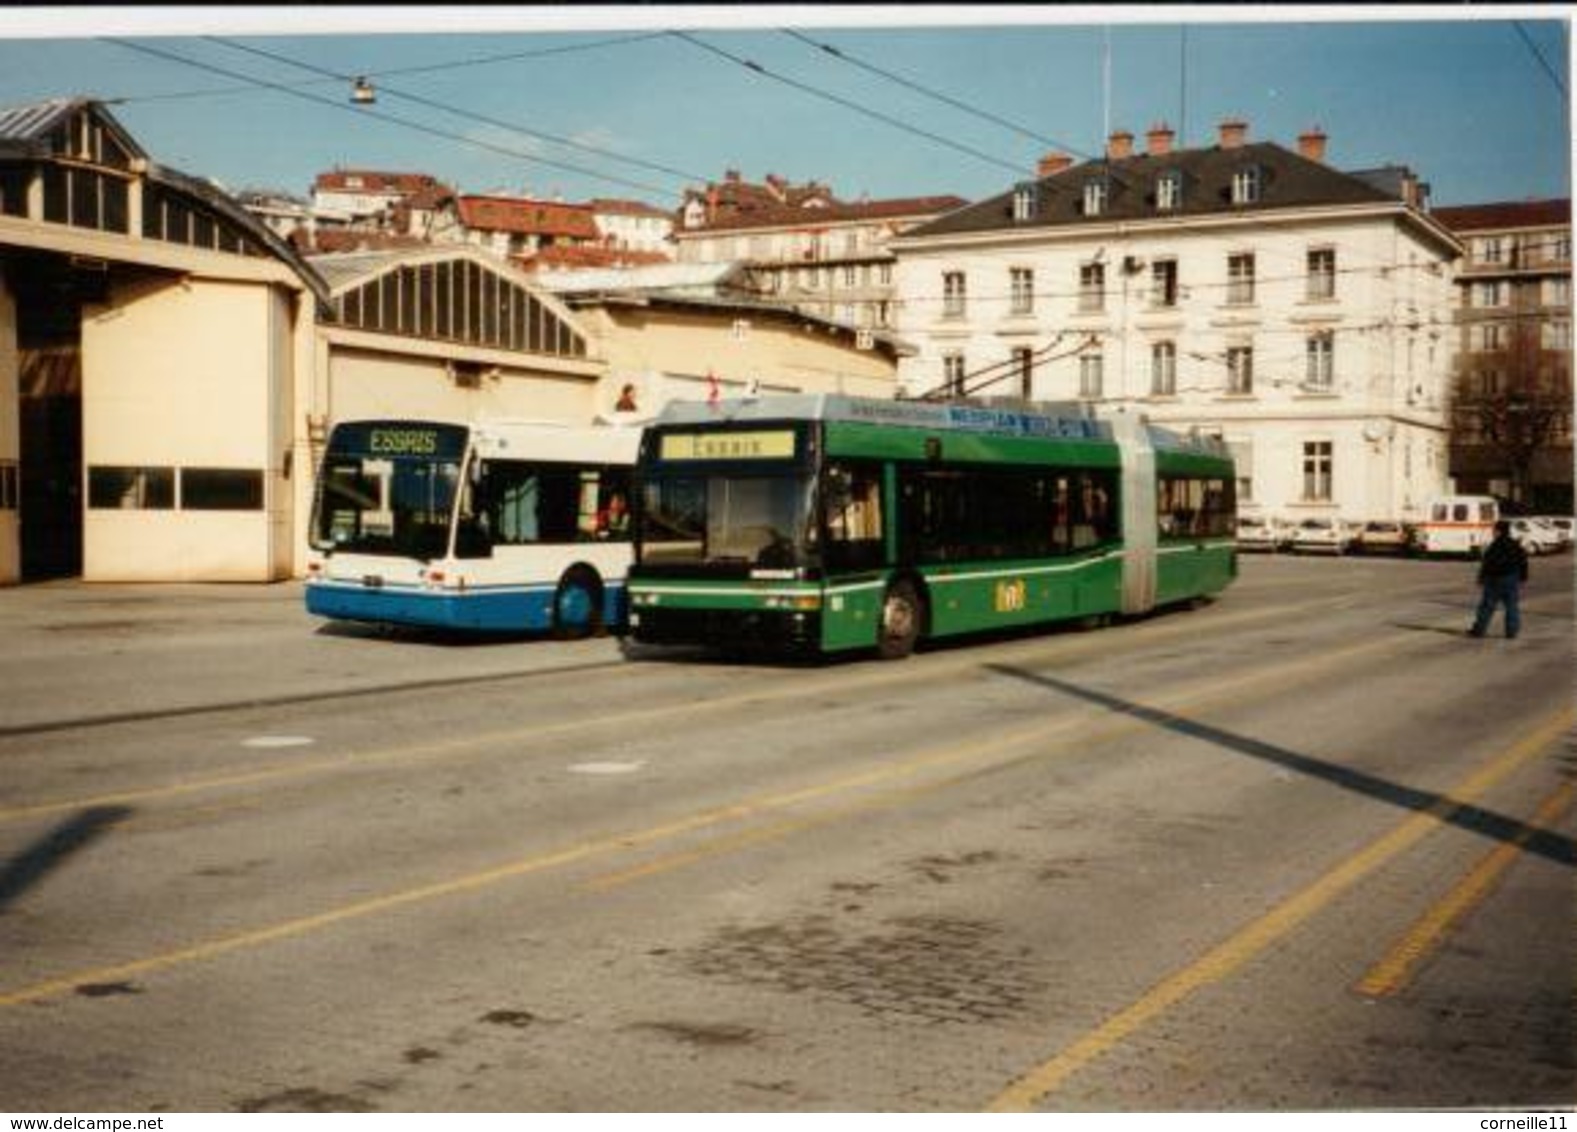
[534,261,744,296]
[0,97,80,144]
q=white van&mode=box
[1415,495,1499,556]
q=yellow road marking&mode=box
[0,623,1431,1010]
[0,596,1341,826]
[985,704,1574,1112]
[1354,780,1574,998]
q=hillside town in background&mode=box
[0,94,1569,583]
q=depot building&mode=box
[0,98,901,585]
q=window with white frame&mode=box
[1228,440,1253,503]
[1079,262,1106,312]
[943,352,966,396]
[1012,346,1035,398]
[1544,320,1572,350]
[943,270,966,318]
[878,262,893,285]
[1010,267,1035,315]
[1544,277,1571,307]
[1231,166,1261,205]
[1552,234,1571,262]
[1305,331,1335,390]
[1306,248,1336,300]
[1227,253,1256,304]
[1302,441,1333,502]
[1479,237,1504,265]
[842,264,856,288]
[1474,280,1506,308]
[1227,345,1254,394]
[1150,259,1178,308]
[1474,323,1507,352]
[1079,352,1104,398]
[1151,341,1177,395]
[1156,172,1182,212]
[1083,178,1108,217]
[1012,184,1037,222]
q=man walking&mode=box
[1469,520,1529,639]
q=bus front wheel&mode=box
[552,568,604,640]
[877,580,922,660]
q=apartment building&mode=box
[1432,199,1573,512]
[891,120,1462,524]
[672,169,965,331]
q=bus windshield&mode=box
[311,423,467,561]
[640,471,817,570]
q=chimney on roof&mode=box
[1218,118,1249,149]
[1297,126,1328,164]
[1037,152,1074,178]
[1106,130,1134,160]
[1145,122,1175,156]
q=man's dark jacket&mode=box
[1478,534,1529,583]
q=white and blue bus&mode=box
[306,418,641,635]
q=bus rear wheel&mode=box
[552,568,604,640]
[877,580,922,660]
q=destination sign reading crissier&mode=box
[659,430,797,461]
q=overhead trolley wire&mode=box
[109,31,672,106]
[102,37,683,200]
[207,36,708,188]
[668,30,1030,178]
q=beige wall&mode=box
[583,305,898,418]
[0,281,17,584]
[327,347,598,426]
[81,277,286,581]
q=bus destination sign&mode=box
[660,430,797,461]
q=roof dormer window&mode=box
[1083,178,1108,217]
[1156,171,1182,212]
[1231,165,1261,205]
[1012,183,1038,222]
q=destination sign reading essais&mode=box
[330,422,467,461]
[659,430,797,461]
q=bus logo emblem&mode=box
[995,579,1027,613]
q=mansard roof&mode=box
[1431,199,1571,234]
[908,140,1400,239]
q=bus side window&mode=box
[825,462,884,570]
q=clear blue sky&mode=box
[0,8,1569,209]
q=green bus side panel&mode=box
[821,578,885,652]
[920,553,1123,638]
[1154,542,1236,606]
[824,421,1121,469]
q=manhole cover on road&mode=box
[683,914,1042,1025]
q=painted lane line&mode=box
[984,705,1574,1112]
[1354,780,1575,999]
[0,625,1449,1011]
[0,594,1347,827]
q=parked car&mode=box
[1291,517,1356,555]
[1355,520,1412,555]
[1507,517,1563,556]
[1235,515,1287,552]
[1530,516,1573,552]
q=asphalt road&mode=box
[0,553,1570,1112]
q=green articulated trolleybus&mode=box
[627,394,1237,659]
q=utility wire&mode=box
[777,28,1090,159]
[207,36,706,188]
[669,30,1029,178]
[109,32,671,105]
[1514,21,1567,98]
[102,37,680,199]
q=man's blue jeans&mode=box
[1471,575,1522,638]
